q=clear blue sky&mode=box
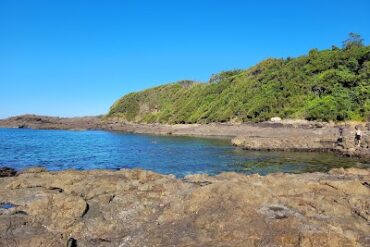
[1,0,369,118]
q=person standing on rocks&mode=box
[354,126,362,147]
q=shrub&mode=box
[108,41,370,123]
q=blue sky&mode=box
[1,0,369,118]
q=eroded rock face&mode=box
[0,168,369,246]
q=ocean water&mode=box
[0,128,368,177]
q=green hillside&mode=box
[108,35,370,123]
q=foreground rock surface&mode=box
[0,168,369,246]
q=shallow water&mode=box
[0,203,15,209]
[0,128,368,177]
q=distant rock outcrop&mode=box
[0,114,103,130]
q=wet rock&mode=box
[0,167,17,177]
[0,168,369,246]
[67,237,77,247]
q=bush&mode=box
[108,42,370,123]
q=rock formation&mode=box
[0,168,369,246]
[232,124,370,161]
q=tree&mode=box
[331,45,339,51]
[209,69,243,84]
[343,32,364,49]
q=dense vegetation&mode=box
[108,34,370,123]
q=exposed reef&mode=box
[0,167,369,246]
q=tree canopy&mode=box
[343,33,364,49]
[108,36,370,123]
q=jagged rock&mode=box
[0,168,369,246]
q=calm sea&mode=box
[0,128,368,177]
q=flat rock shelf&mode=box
[0,167,369,246]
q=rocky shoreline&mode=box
[0,114,370,161]
[0,167,369,246]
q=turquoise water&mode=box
[0,128,367,177]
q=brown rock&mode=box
[0,168,369,246]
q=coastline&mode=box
[1,116,369,246]
[0,114,369,161]
[0,167,369,246]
